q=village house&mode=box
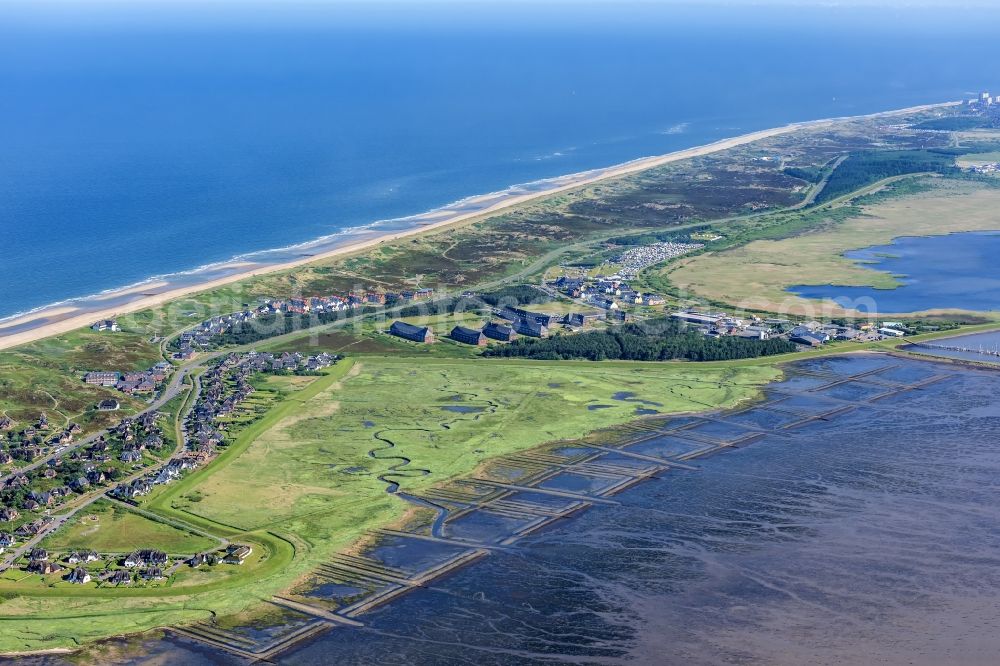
[449,326,487,346]
[173,347,195,360]
[108,569,132,585]
[188,552,219,568]
[222,544,253,565]
[27,560,61,575]
[34,491,55,507]
[120,449,143,463]
[305,353,335,371]
[67,567,92,584]
[117,479,152,499]
[15,517,51,538]
[154,463,182,485]
[67,550,99,564]
[141,549,169,565]
[90,319,120,332]
[286,298,310,314]
[141,567,165,581]
[122,551,146,569]
[86,439,109,458]
[389,321,435,343]
[14,521,36,537]
[599,298,619,311]
[620,289,642,304]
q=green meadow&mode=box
[166,356,779,581]
[42,499,217,556]
[0,356,778,651]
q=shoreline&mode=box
[0,100,957,353]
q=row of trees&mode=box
[605,228,709,247]
[396,296,486,318]
[483,319,796,362]
[211,309,362,347]
[477,285,551,307]
[816,150,957,203]
[782,165,824,183]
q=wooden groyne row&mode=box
[340,549,490,617]
[169,616,335,662]
[170,363,952,662]
[911,342,1000,358]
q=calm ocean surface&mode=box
[1,3,999,319]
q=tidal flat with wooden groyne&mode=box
[32,351,997,665]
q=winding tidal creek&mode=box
[12,353,1000,666]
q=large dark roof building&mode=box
[450,326,486,346]
[513,318,548,338]
[482,322,516,342]
[500,306,555,328]
[389,321,435,343]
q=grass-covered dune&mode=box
[0,329,160,433]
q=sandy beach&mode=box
[0,100,956,352]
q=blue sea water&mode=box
[789,231,1000,312]
[2,2,1000,319]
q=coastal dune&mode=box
[0,101,956,352]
